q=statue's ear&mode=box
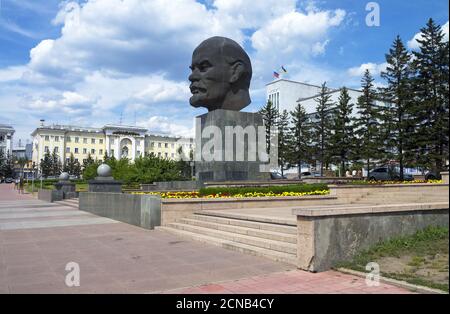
[229,61,245,84]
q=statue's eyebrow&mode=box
[190,59,212,70]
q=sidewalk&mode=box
[0,183,413,294]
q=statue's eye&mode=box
[198,61,212,72]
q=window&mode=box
[66,136,71,142]
[75,148,79,154]
[66,147,70,153]
[137,151,141,156]
[83,148,87,154]
[111,139,115,145]
[45,146,49,152]
[165,143,168,148]
[136,140,140,146]
[158,152,161,157]
[55,136,59,142]
[158,142,161,148]
[91,149,95,154]
[83,138,87,144]
[150,142,155,148]
[165,152,168,158]
[99,139,103,144]
[66,158,70,163]
[75,137,79,143]
[91,138,96,144]
[75,158,78,162]
[54,147,59,153]
[99,149,103,155]
[171,153,174,158]
[171,143,174,148]
[111,149,114,156]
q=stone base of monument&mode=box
[54,180,78,199]
[88,177,123,193]
[195,109,270,182]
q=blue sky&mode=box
[0,0,448,146]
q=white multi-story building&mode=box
[0,124,14,157]
[31,121,194,172]
[266,78,386,116]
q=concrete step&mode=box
[194,210,296,226]
[178,217,297,244]
[54,200,79,209]
[157,226,297,265]
[166,222,297,254]
[190,214,297,235]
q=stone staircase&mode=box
[158,211,298,265]
[54,198,79,209]
[351,191,449,205]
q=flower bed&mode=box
[130,183,330,199]
[336,179,443,185]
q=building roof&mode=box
[0,124,15,133]
[266,78,362,94]
[30,122,193,139]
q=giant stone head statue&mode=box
[188,36,252,112]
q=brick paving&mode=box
[0,183,414,294]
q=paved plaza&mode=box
[0,184,412,294]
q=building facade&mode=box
[266,78,387,116]
[31,122,194,173]
[0,124,14,157]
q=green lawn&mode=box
[337,226,449,292]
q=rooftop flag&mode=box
[273,71,280,79]
[281,65,287,73]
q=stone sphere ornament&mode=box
[97,164,112,177]
[59,172,70,181]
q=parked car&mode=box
[424,165,449,181]
[4,178,14,183]
[270,171,287,180]
[368,167,413,181]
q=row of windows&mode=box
[149,142,193,149]
[269,92,280,110]
[44,135,104,145]
[44,146,103,155]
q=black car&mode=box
[425,165,449,181]
[4,178,14,183]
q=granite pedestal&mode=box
[54,180,78,199]
[88,177,123,193]
[195,109,270,182]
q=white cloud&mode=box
[138,116,194,138]
[251,8,345,57]
[407,20,449,49]
[347,62,388,77]
[0,66,27,82]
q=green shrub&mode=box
[199,183,328,197]
[81,154,190,184]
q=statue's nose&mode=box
[189,69,200,82]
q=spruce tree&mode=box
[289,104,312,179]
[51,148,61,176]
[40,151,52,178]
[313,82,334,176]
[379,36,413,180]
[355,70,383,179]
[329,87,355,176]
[259,99,280,155]
[411,18,449,173]
[277,110,291,177]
